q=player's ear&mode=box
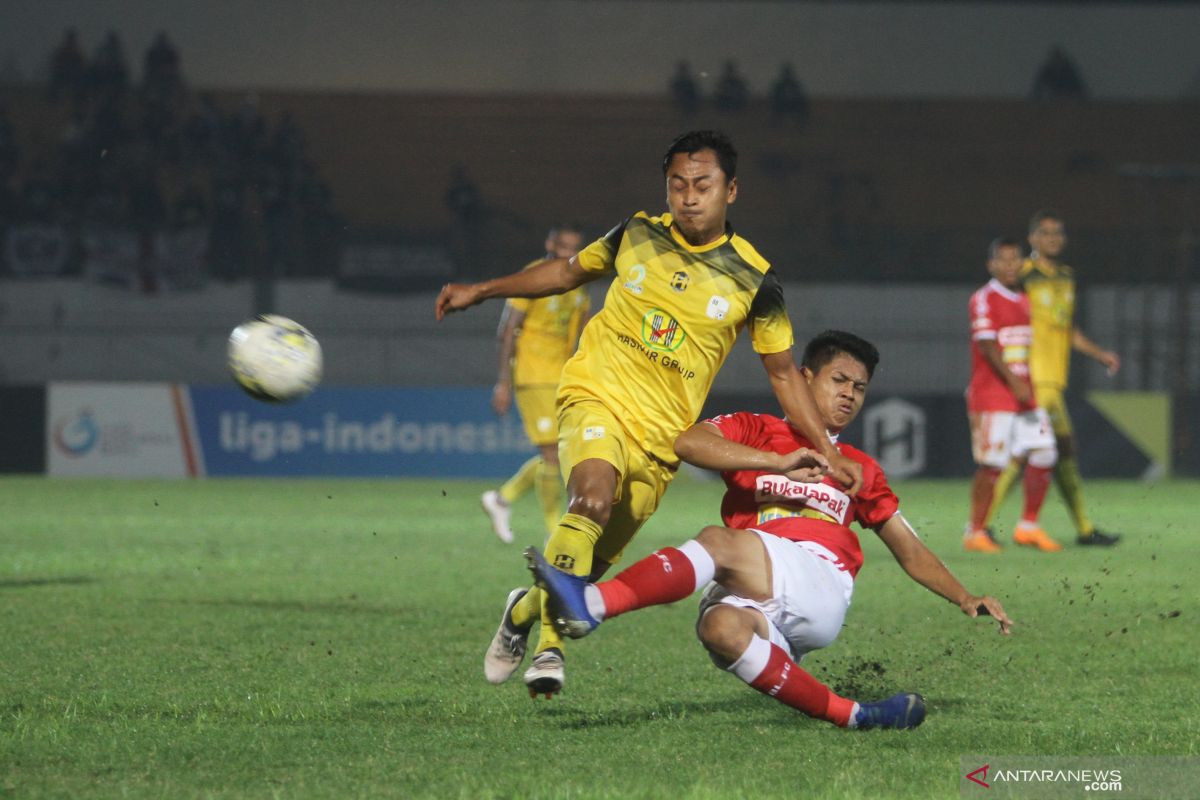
[725,176,738,204]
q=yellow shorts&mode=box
[1035,385,1072,438]
[557,397,676,566]
[515,385,558,447]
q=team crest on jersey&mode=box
[670,271,689,292]
[641,309,687,352]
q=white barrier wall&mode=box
[1,278,1186,394]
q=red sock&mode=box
[597,547,698,618]
[969,467,1000,531]
[748,642,856,726]
[1021,465,1053,524]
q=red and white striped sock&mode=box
[729,634,858,727]
[593,540,715,620]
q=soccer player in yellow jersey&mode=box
[984,210,1122,546]
[436,130,863,697]
[481,225,589,543]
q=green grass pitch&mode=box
[2,475,1197,798]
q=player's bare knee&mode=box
[695,525,736,562]
[567,492,612,526]
[697,605,755,664]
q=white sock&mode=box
[678,539,717,591]
[584,585,606,621]
[728,634,772,683]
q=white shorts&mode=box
[697,530,854,663]
[970,408,1057,469]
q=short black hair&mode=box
[548,222,584,238]
[801,330,880,379]
[1029,208,1064,233]
[662,130,737,181]
[989,236,1023,259]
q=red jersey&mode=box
[706,412,901,578]
[967,278,1034,413]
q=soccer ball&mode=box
[227,314,322,402]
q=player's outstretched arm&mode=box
[1071,327,1120,376]
[491,306,524,415]
[674,422,826,480]
[875,513,1013,635]
[434,257,595,320]
[758,350,863,493]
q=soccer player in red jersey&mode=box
[965,238,1060,553]
[527,330,1012,730]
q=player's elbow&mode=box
[673,430,701,464]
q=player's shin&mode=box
[730,634,856,727]
[544,512,602,577]
[969,466,1001,532]
[509,585,543,629]
[532,513,602,654]
[983,460,1021,528]
[1054,456,1094,536]
[500,456,541,504]
[534,591,566,657]
[597,540,715,619]
[1020,455,1054,525]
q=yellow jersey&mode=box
[1021,256,1075,390]
[507,260,590,386]
[559,212,794,466]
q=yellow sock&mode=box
[983,459,1021,528]
[532,513,603,656]
[499,456,540,504]
[535,461,565,538]
[509,586,542,629]
[533,592,565,656]
[1055,456,1094,536]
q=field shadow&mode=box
[0,575,96,589]
[548,696,755,729]
[547,693,971,730]
[157,598,406,617]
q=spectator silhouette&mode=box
[445,164,483,273]
[669,60,700,115]
[86,31,130,101]
[48,28,86,104]
[445,164,482,224]
[0,106,17,184]
[1030,46,1088,101]
[714,60,749,112]
[141,32,183,123]
[769,62,808,126]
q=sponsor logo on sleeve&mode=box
[707,295,730,321]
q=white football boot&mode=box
[480,490,514,544]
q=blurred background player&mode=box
[527,330,1012,729]
[481,225,588,543]
[436,130,862,698]
[983,211,1122,546]
[964,237,1059,553]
